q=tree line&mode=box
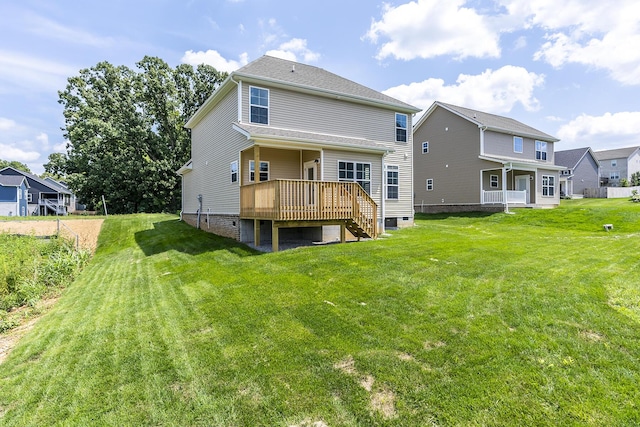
[46,56,227,214]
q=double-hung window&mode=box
[610,172,620,180]
[611,160,617,167]
[250,86,269,125]
[426,179,434,191]
[422,141,429,154]
[513,136,523,153]
[230,160,238,183]
[490,175,499,188]
[27,193,32,203]
[249,160,269,182]
[395,113,407,142]
[542,175,555,196]
[535,140,547,160]
[339,161,371,193]
[386,165,399,199]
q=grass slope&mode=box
[1,199,639,426]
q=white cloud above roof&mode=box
[557,112,640,146]
[265,38,320,63]
[384,66,544,115]
[181,50,249,72]
[365,0,501,60]
[0,143,40,162]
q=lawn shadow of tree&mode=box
[134,219,260,257]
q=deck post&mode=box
[254,219,260,247]
[272,222,279,252]
[340,222,346,243]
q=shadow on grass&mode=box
[134,219,260,258]
[415,211,499,221]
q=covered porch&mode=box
[480,167,535,207]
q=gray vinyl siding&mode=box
[241,147,301,183]
[413,107,493,205]
[535,168,560,206]
[484,131,555,164]
[572,153,600,194]
[186,85,252,214]
[242,84,400,142]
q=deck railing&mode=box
[482,190,527,204]
[240,180,377,238]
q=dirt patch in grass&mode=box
[0,219,104,253]
[371,388,397,419]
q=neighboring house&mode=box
[413,101,564,213]
[554,147,600,197]
[0,175,29,217]
[0,167,72,215]
[178,55,420,251]
[43,177,78,213]
[593,146,640,186]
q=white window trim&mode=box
[535,140,547,161]
[611,160,617,167]
[490,174,499,188]
[542,175,555,197]
[338,160,372,193]
[386,165,399,200]
[513,136,523,154]
[230,160,238,183]
[426,178,434,191]
[422,141,429,154]
[249,86,269,125]
[249,160,270,182]
[395,112,408,143]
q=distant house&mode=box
[554,147,600,197]
[413,101,564,213]
[0,167,73,215]
[593,146,640,186]
[0,175,29,217]
[178,55,420,251]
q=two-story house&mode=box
[594,146,640,187]
[554,147,600,197]
[413,101,564,213]
[178,55,420,251]
[0,175,29,216]
[0,167,73,215]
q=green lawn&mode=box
[1,199,639,426]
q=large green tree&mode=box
[0,159,31,173]
[54,57,226,213]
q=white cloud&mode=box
[53,140,68,152]
[365,0,501,60]
[0,117,16,131]
[25,13,115,47]
[0,50,76,92]
[36,132,49,147]
[501,0,640,85]
[0,143,40,162]
[384,66,544,114]
[181,50,249,72]
[557,112,640,149]
[266,38,320,63]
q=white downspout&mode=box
[479,125,487,156]
[381,153,387,235]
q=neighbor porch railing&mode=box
[482,190,527,204]
[240,179,377,238]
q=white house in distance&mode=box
[178,55,420,251]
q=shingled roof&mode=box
[234,55,419,113]
[594,146,640,161]
[0,175,28,187]
[419,101,558,142]
[555,147,596,169]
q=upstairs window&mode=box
[230,160,238,183]
[611,160,617,167]
[250,86,269,125]
[535,140,547,161]
[513,136,523,153]
[395,113,407,142]
[386,165,399,199]
[249,160,269,182]
[422,141,429,154]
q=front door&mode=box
[515,175,530,204]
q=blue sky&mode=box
[1,0,639,174]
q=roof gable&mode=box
[0,175,28,188]
[555,147,598,169]
[186,55,420,129]
[415,101,559,142]
[0,167,71,194]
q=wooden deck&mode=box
[240,180,378,250]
